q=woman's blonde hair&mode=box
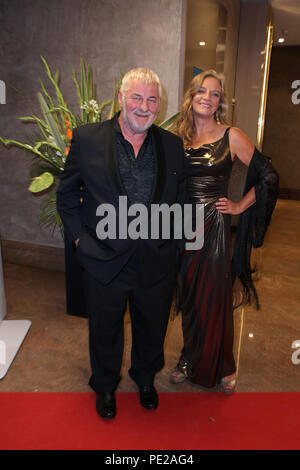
[175,69,228,146]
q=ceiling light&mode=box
[199,41,206,46]
[278,29,288,44]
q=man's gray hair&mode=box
[120,68,162,99]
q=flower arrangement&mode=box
[0,58,178,236]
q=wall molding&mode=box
[279,188,300,201]
[1,239,65,272]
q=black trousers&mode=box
[84,254,176,393]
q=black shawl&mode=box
[232,148,279,308]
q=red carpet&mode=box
[0,392,299,450]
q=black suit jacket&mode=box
[57,116,186,286]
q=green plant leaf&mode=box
[87,65,93,100]
[38,187,63,236]
[19,115,50,135]
[48,105,77,128]
[159,112,180,130]
[81,59,88,123]
[39,77,55,110]
[0,136,61,168]
[41,56,65,107]
[38,92,67,153]
[28,171,54,193]
[108,76,122,118]
[71,66,82,105]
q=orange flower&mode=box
[65,147,69,156]
[66,128,72,141]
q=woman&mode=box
[171,70,278,393]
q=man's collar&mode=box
[113,111,122,134]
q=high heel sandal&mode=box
[220,376,237,395]
[170,357,189,384]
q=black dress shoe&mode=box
[96,392,116,419]
[139,385,159,410]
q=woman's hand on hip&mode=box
[215,197,242,215]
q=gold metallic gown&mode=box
[178,127,236,387]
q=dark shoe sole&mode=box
[140,402,158,410]
[98,411,116,419]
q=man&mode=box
[57,68,185,419]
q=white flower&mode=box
[81,100,99,113]
[89,99,99,111]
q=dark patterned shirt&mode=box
[114,115,156,206]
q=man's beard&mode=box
[122,104,157,133]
